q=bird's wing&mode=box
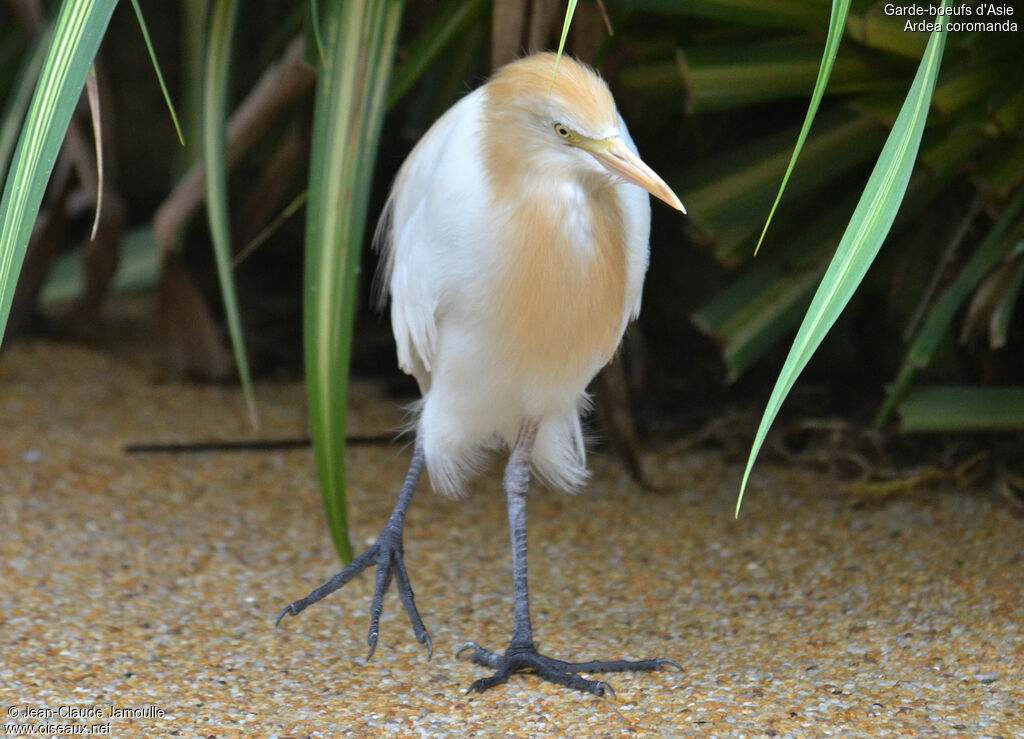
[374,88,489,390]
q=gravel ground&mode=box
[1,303,1021,738]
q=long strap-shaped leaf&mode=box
[754,0,851,255]
[129,0,184,146]
[202,0,258,426]
[551,0,579,84]
[0,0,116,346]
[305,0,405,562]
[736,2,950,515]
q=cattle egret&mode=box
[278,53,686,696]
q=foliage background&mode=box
[1,0,1022,552]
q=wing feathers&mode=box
[374,90,486,383]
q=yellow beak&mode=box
[581,137,686,214]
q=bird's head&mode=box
[483,53,685,213]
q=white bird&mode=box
[278,52,686,696]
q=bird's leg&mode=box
[276,444,432,660]
[458,421,679,697]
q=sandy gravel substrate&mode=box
[1,307,1021,738]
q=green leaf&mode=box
[129,0,185,145]
[898,386,1024,432]
[754,0,850,255]
[305,0,405,563]
[551,0,578,85]
[736,3,951,516]
[202,0,258,427]
[0,0,117,348]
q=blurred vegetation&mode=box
[1,1,1023,548]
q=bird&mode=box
[277,52,686,697]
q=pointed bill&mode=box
[583,137,686,213]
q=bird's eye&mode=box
[554,123,571,139]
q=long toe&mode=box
[275,545,379,626]
[393,551,433,658]
[466,671,513,694]
[562,656,681,673]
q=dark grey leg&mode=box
[458,422,679,697]
[276,444,433,660]
[506,420,538,650]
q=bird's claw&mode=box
[274,603,297,628]
[276,529,432,662]
[367,630,379,662]
[457,642,671,697]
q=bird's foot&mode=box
[456,640,679,697]
[275,523,432,661]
